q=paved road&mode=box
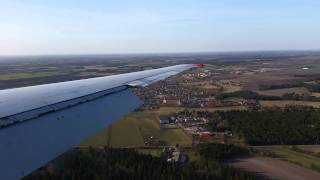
[228,157,320,180]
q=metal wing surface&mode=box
[0,64,198,180]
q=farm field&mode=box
[135,148,163,157]
[80,111,192,148]
[151,107,184,115]
[0,71,66,80]
[260,100,320,108]
[159,129,192,146]
[228,156,320,180]
[80,112,155,147]
[253,146,320,170]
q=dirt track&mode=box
[228,157,320,180]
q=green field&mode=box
[80,111,192,148]
[151,107,184,115]
[0,71,65,80]
[254,146,320,170]
[80,112,153,147]
[159,129,192,146]
[135,148,163,157]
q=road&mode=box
[228,157,320,180]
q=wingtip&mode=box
[195,64,205,68]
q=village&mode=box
[134,69,259,110]
[132,69,252,163]
[83,61,320,165]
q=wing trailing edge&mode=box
[0,64,200,179]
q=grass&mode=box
[223,87,242,93]
[257,87,311,97]
[136,148,163,157]
[260,100,320,108]
[80,112,154,148]
[151,107,184,116]
[159,129,192,146]
[254,146,320,170]
[0,71,64,80]
[80,111,192,148]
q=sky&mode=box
[0,0,320,55]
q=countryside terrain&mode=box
[2,52,320,179]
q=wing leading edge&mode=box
[0,64,200,180]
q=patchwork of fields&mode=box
[2,54,320,178]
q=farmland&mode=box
[228,156,320,180]
[3,52,320,179]
[80,111,192,148]
[253,146,320,170]
[227,145,320,180]
[0,71,66,80]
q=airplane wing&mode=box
[0,64,202,180]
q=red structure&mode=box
[195,64,205,68]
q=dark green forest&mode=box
[24,146,253,180]
[197,143,249,162]
[213,110,320,145]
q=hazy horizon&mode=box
[1,49,320,58]
[1,0,320,55]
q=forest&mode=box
[197,143,249,162]
[24,146,253,180]
[213,110,320,145]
